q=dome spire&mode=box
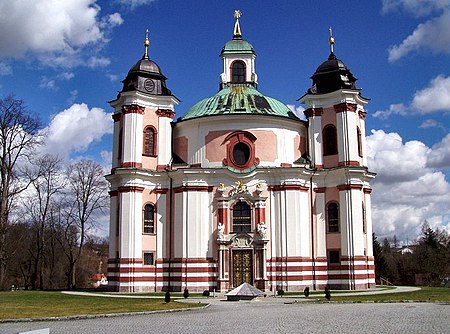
[143,29,150,59]
[233,9,242,38]
[328,27,335,54]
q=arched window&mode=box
[143,204,155,234]
[143,126,156,156]
[327,202,339,233]
[232,201,251,233]
[323,125,338,156]
[231,61,245,83]
[357,126,363,157]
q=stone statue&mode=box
[257,221,267,239]
[217,222,225,240]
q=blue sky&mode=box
[0,0,449,242]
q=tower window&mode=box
[327,202,339,233]
[232,201,251,233]
[323,125,338,156]
[231,61,246,83]
[143,126,157,156]
[143,204,155,234]
[233,142,250,166]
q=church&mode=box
[106,11,376,293]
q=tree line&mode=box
[0,95,109,290]
[374,222,450,286]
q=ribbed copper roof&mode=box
[180,84,298,120]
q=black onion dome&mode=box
[308,52,357,94]
[121,56,172,96]
[129,57,162,75]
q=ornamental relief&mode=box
[217,181,267,200]
[231,235,253,248]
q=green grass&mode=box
[309,287,450,302]
[0,291,205,321]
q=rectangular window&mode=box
[143,220,155,234]
[143,204,155,234]
[143,252,154,266]
[362,203,367,234]
[328,250,340,264]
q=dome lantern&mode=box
[306,29,358,95]
[120,30,172,96]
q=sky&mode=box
[0,0,449,242]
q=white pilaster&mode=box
[309,115,323,166]
[123,113,144,164]
[315,192,327,258]
[157,116,173,166]
[120,191,143,259]
[109,195,118,258]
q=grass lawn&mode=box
[0,291,205,321]
[309,287,450,302]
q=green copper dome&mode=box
[221,37,255,55]
[181,84,298,120]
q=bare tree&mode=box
[22,154,65,289]
[56,159,108,289]
[0,95,41,289]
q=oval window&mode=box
[233,142,250,166]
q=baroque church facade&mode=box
[106,12,376,292]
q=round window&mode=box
[233,142,250,166]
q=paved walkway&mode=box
[2,301,449,334]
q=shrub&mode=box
[165,291,171,303]
[202,290,210,297]
[304,287,310,297]
[324,286,331,301]
[277,289,285,297]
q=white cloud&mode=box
[0,61,12,75]
[42,103,113,158]
[39,76,57,90]
[287,104,306,120]
[382,0,449,17]
[388,10,450,62]
[87,56,111,68]
[411,75,450,112]
[100,150,113,169]
[372,103,408,119]
[106,73,119,82]
[58,72,75,80]
[0,0,122,68]
[427,133,450,168]
[105,13,124,27]
[373,75,450,119]
[67,90,79,105]
[367,129,450,240]
[419,119,448,132]
[117,0,156,10]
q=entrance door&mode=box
[233,250,253,286]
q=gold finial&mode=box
[329,27,335,53]
[144,29,150,59]
[233,9,242,37]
